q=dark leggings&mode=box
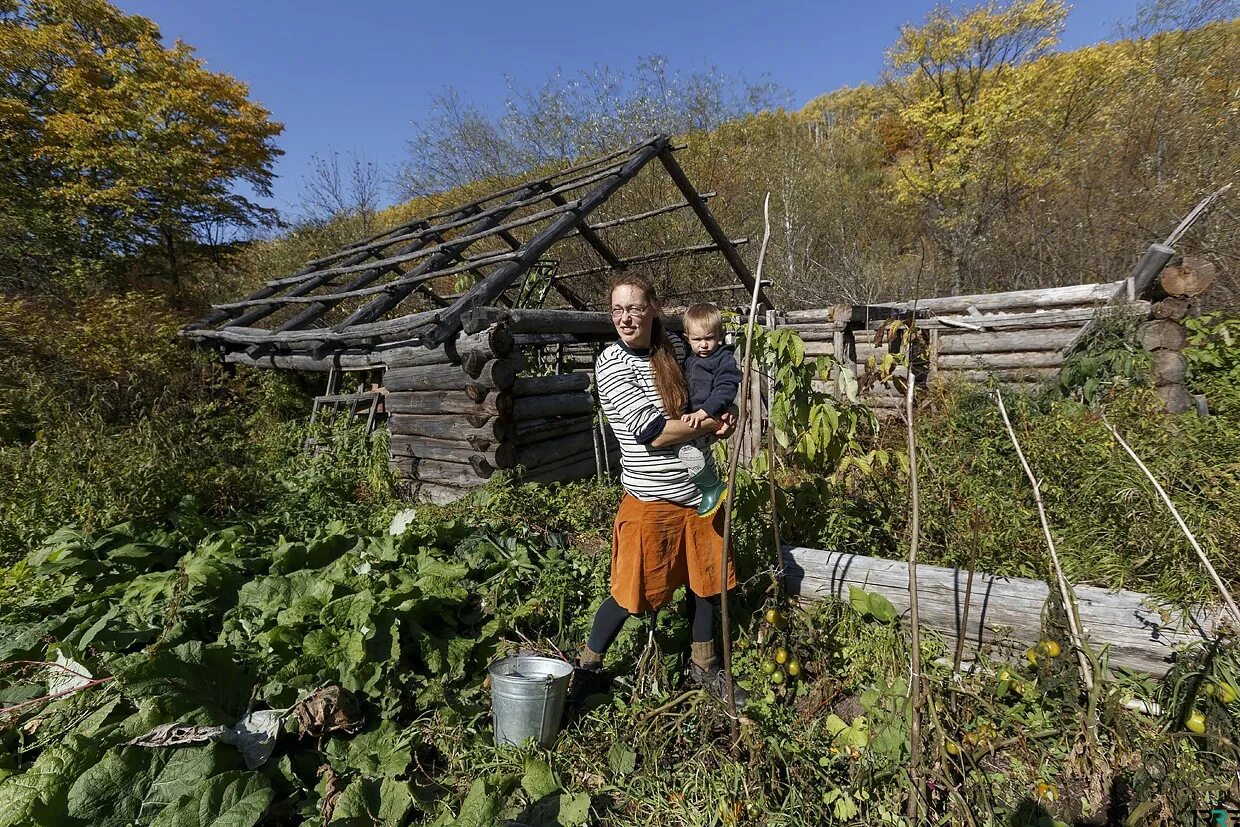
[586,592,718,654]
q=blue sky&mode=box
[117,0,1143,217]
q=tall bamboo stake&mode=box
[718,193,772,740]
[1100,416,1240,630]
[994,390,1095,694]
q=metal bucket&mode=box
[488,654,573,747]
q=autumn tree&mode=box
[0,0,283,290]
[882,0,1086,293]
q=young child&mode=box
[678,303,741,517]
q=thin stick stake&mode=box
[904,342,924,822]
[718,193,773,741]
[994,390,1095,694]
[1101,416,1240,629]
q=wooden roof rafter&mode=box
[183,134,767,363]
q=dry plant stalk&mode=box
[903,339,924,822]
[1100,416,1240,630]
[994,390,1095,694]
[718,192,773,739]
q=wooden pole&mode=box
[718,193,773,741]
[994,390,1095,696]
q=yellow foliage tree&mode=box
[882,0,1091,292]
[0,0,283,287]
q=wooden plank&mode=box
[936,352,1065,370]
[388,414,514,443]
[421,139,670,346]
[512,391,595,420]
[466,308,685,337]
[514,415,595,446]
[516,430,598,468]
[782,545,1218,676]
[657,147,772,307]
[390,434,515,470]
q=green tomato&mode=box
[1186,710,1206,735]
[761,659,777,675]
[770,669,785,686]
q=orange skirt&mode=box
[610,494,737,613]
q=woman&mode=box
[573,274,746,705]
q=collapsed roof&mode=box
[184,134,770,366]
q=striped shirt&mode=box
[596,336,702,507]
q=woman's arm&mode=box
[649,417,719,448]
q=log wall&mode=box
[377,258,1210,501]
[774,276,1204,413]
[380,322,620,503]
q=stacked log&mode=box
[1145,256,1215,414]
[384,322,617,503]
[779,282,1157,411]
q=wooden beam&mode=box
[419,138,670,346]
[552,239,747,283]
[657,147,771,308]
[336,184,549,331]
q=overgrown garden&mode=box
[3,0,1239,823]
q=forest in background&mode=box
[2,1,1236,314]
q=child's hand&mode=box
[684,409,709,428]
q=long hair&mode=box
[611,274,688,416]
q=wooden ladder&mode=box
[304,367,384,455]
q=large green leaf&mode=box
[0,737,102,827]
[148,771,272,827]
[451,774,516,827]
[66,743,241,826]
[328,777,413,826]
[113,643,252,723]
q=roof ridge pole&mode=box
[418,136,671,346]
[656,147,773,309]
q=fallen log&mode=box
[782,545,1218,676]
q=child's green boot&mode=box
[690,464,728,518]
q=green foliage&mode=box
[1058,309,1152,404]
[0,0,283,289]
[742,326,891,477]
[1185,312,1240,416]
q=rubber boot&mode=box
[568,645,607,710]
[688,641,749,707]
[689,463,728,519]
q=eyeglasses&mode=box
[610,304,649,320]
